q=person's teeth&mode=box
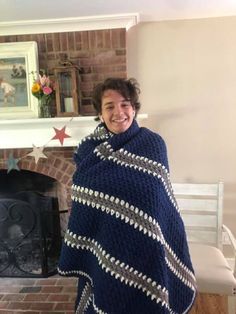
[114,119,125,122]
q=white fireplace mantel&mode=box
[0,114,148,149]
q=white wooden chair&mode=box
[172,182,236,314]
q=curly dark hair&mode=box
[92,77,141,118]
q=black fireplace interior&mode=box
[0,170,62,278]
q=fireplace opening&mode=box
[0,169,57,195]
[0,170,62,278]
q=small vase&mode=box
[38,99,52,118]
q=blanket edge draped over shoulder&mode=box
[58,120,197,314]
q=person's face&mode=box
[100,89,135,134]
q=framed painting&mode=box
[0,41,39,119]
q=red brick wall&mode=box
[0,29,127,115]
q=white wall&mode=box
[127,16,236,235]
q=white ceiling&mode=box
[1,0,236,36]
[1,0,236,23]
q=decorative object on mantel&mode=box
[31,70,55,118]
[27,144,48,164]
[0,41,39,119]
[5,121,72,173]
[54,55,81,117]
[7,153,20,173]
[51,126,71,145]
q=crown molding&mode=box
[0,13,140,36]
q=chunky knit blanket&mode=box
[58,120,197,314]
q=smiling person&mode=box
[95,82,138,134]
[58,78,197,314]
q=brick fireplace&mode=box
[0,116,100,312]
[0,146,78,312]
[0,117,100,264]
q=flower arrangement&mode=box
[31,70,55,118]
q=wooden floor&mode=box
[190,293,228,314]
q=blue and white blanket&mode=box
[58,120,197,314]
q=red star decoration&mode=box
[51,126,71,145]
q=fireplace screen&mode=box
[0,191,61,277]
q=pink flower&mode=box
[39,74,50,86]
[43,86,53,95]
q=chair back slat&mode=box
[172,182,224,249]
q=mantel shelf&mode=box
[0,114,148,149]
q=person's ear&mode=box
[100,115,104,122]
[133,111,136,117]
